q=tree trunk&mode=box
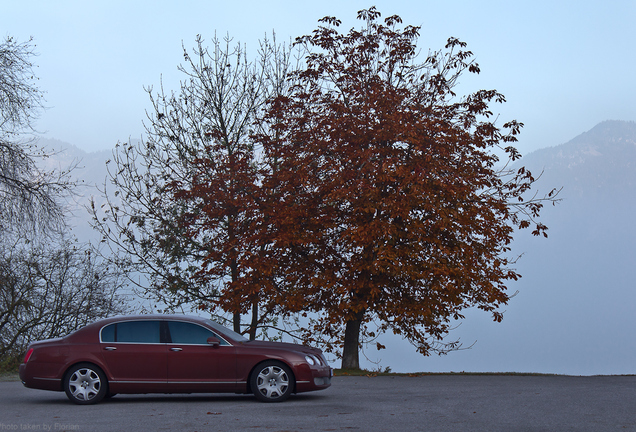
[233,312,241,334]
[341,311,364,369]
[249,299,258,340]
[229,242,241,334]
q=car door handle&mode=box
[170,347,182,352]
[104,347,117,351]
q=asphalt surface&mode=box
[1,374,635,431]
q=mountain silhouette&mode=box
[521,120,636,200]
[497,120,635,374]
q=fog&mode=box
[39,120,636,375]
[365,121,636,375]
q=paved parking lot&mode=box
[1,374,635,431]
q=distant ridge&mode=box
[488,120,636,374]
[519,120,636,198]
[522,120,636,165]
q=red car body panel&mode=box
[100,342,170,393]
[166,344,238,392]
[19,315,332,400]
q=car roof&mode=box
[95,314,212,325]
[70,314,212,335]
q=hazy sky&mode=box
[3,0,635,155]
[3,1,635,375]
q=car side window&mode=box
[110,321,161,343]
[101,323,116,342]
[167,321,229,345]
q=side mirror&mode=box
[207,336,221,347]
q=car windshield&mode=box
[205,319,248,342]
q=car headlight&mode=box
[305,354,325,366]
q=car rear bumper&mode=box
[19,363,62,391]
[19,363,26,385]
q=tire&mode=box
[250,360,294,402]
[63,363,108,405]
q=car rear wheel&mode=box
[63,363,108,405]
[250,361,294,402]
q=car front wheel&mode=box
[250,361,294,402]
[63,363,108,405]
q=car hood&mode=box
[241,340,322,355]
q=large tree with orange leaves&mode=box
[254,8,557,368]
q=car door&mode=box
[99,320,168,392]
[166,320,237,392]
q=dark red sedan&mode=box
[19,315,332,404]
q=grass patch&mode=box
[0,371,19,382]
[333,369,571,377]
[334,368,436,377]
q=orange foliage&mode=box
[252,8,553,368]
[173,8,555,368]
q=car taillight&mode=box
[23,348,34,363]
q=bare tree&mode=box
[0,36,74,236]
[0,36,42,135]
[92,34,300,335]
[0,37,129,370]
[0,236,129,367]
